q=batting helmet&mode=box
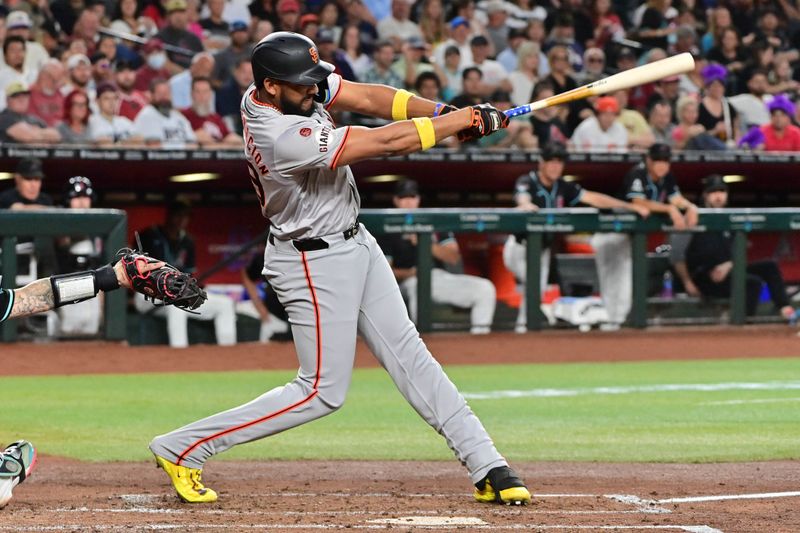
[540,141,568,161]
[64,176,95,205]
[251,32,334,88]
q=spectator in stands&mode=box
[414,71,441,100]
[672,94,713,150]
[170,51,214,110]
[571,96,628,151]
[508,41,539,107]
[0,81,61,144]
[418,0,447,46]
[767,57,799,99]
[133,79,198,149]
[181,77,241,148]
[90,52,113,87]
[60,54,93,101]
[594,143,697,330]
[110,0,158,38]
[744,8,788,52]
[340,24,372,81]
[672,24,699,57]
[648,99,675,146]
[0,36,32,104]
[449,66,482,108]
[115,60,148,121]
[636,0,675,51]
[544,45,591,135]
[57,89,92,145]
[392,36,442,90]
[687,175,795,321]
[469,35,510,95]
[135,201,237,349]
[298,13,320,40]
[440,45,462,101]
[0,158,53,210]
[70,10,101,58]
[646,75,681,121]
[200,0,230,48]
[592,0,625,49]
[728,69,771,130]
[215,57,252,135]
[157,0,204,70]
[90,83,141,146]
[433,16,472,69]
[318,2,343,44]
[377,0,422,49]
[484,0,509,55]
[317,28,357,81]
[614,89,655,149]
[380,179,497,335]
[544,11,583,71]
[450,0,486,38]
[698,63,740,147]
[525,18,550,77]
[28,59,66,127]
[4,11,48,78]
[135,39,172,93]
[275,0,301,32]
[96,36,122,67]
[707,27,747,89]
[528,80,569,146]
[478,89,537,150]
[211,21,252,89]
[576,47,605,85]
[362,40,403,87]
[760,94,800,151]
[700,6,731,53]
[241,248,291,343]
[496,27,528,75]
[342,0,378,55]
[741,40,774,93]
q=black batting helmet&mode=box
[64,176,95,205]
[251,31,334,88]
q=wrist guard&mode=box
[50,264,119,308]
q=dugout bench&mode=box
[360,208,800,333]
[0,209,127,343]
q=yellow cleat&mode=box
[154,455,218,503]
[474,466,532,506]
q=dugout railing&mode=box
[0,209,127,343]
[360,208,800,333]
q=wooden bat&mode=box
[505,52,695,118]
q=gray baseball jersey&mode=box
[150,73,508,486]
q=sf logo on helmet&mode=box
[309,47,319,63]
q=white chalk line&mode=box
[610,490,800,507]
[463,380,800,400]
[0,524,723,532]
[702,396,800,405]
[49,507,663,516]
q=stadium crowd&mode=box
[0,0,800,150]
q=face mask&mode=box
[148,52,167,69]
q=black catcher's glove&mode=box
[119,249,207,312]
[457,104,510,142]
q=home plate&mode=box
[368,516,488,526]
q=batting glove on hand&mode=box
[438,104,458,115]
[458,104,509,142]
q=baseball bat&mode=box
[98,27,196,58]
[505,52,695,118]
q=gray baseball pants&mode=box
[150,225,507,483]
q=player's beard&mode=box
[280,93,315,117]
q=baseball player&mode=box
[503,141,650,332]
[592,143,698,330]
[0,249,196,508]
[149,31,531,506]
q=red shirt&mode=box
[117,90,149,121]
[28,87,64,127]
[134,66,171,92]
[180,107,230,141]
[761,123,800,151]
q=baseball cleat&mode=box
[474,466,531,506]
[0,440,37,509]
[154,454,218,503]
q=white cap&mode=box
[485,0,507,14]
[7,11,33,29]
[66,54,91,70]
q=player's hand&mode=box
[669,206,686,230]
[516,203,538,212]
[684,279,701,297]
[684,204,699,227]
[457,104,509,142]
[632,204,650,218]
[114,259,165,289]
[710,261,733,283]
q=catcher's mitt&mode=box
[119,249,207,312]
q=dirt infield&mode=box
[1,326,799,531]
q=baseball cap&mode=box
[485,0,507,14]
[702,174,728,194]
[277,0,301,14]
[6,10,32,30]
[470,35,490,47]
[5,80,30,98]
[648,143,672,162]
[142,38,165,54]
[450,16,469,30]
[317,27,335,44]
[230,20,249,33]
[96,82,118,98]
[65,176,95,201]
[595,96,619,114]
[165,0,187,13]
[617,48,636,61]
[66,53,91,70]
[16,158,44,179]
[299,14,319,29]
[407,36,427,49]
[540,141,568,161]
[394,179,419,197]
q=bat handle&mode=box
[504,104,531,118]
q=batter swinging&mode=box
[149,31,531,506]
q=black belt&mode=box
[269,221,360,252]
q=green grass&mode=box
[1,358,799,463]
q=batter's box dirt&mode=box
[2,458,799,532]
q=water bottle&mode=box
[661,270,674,299]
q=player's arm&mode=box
[328,78,448,120]
[240,267,271,322]
[431,239,460,266]
[581,190,649,218]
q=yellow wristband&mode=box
[392,89,413,121]
[412,117,436,150]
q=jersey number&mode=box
[247,162,266,208]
